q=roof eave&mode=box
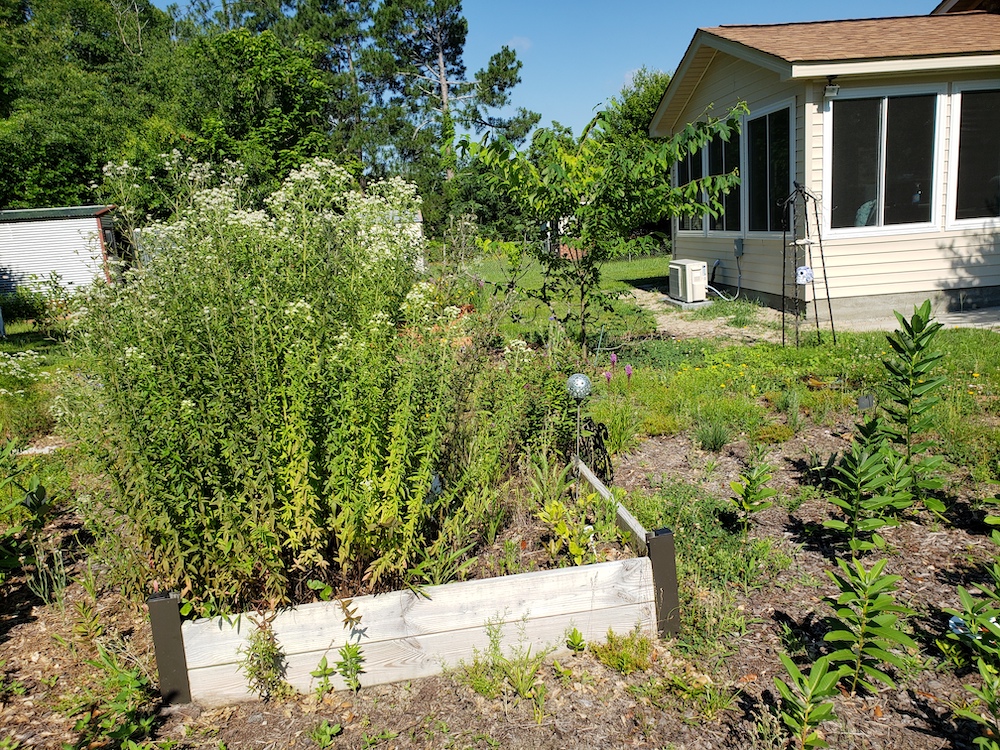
[649,30,792,137]
[790,53,1000,78]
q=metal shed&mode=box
[0,205,116,293]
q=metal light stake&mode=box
[566,373,592,461]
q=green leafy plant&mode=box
[590,626,652,675]
[469,102,746,356]
[729,456,777,533]
[565,627,586,653]
[881,300,946,511]
[944,530,1000,748]
[238,620,295,702]
[823,557,917,695]
[537,499,590,565]
[694,418,731,452]
[309,719,343,748]
[68,644,159,748]
[407,542,478,587]
[458,616,553,709]
[310,655,337,699]
[773,654,842,750]
[953,659,1000,750]
[75,157,573,614]
[336,641,365,693]
[823,420,910,553]
[0,660,26,702]
[528,451,573,508]
[0,447,52,587]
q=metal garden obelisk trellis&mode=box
[781,181,836,347]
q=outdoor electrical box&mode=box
[668,259,708,303]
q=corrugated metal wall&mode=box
[0,218,107,294]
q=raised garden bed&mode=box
[149,461,679,707]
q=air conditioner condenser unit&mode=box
[668,259,708,303]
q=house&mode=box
[649,3,1000,318]
[0,205,116,294]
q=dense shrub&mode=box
[0,287,47,324]
[74,158,571,615]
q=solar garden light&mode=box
[566,373,592,461]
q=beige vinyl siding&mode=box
[821,230,1000,298]
[804,81,825,196]
[0,217,108,292]
[672,52,804,298]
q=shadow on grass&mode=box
[0,328,64,357]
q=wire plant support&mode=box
[781,182,836,347]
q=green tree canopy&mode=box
[468,102,747,353]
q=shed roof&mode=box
[0,205,114,223]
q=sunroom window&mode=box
[708,134,741,232]
[676,147,703,231]
[830,94,936,229]
[955,89,1000,221]
[746,108,790,233]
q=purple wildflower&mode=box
[610,352,618,367]
[625,364,633,381]
[603,371,612,383]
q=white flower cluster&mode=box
[0,350,47,383]
[401,281,438,322]
[284,300,314,323]
[503,339,534,367]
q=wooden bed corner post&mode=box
[645,528,680,637]
[147,591,192,704]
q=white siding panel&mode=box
[819,230,1000,298]
[0,218,107,291]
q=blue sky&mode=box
[462,0,929,135]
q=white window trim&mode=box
[946,80,1000,232]
[676,98,796,238]
[741,98,796,238]
[822,83,946,238]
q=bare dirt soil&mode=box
[1,306,995,749]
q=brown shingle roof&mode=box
[703,11,1000,63]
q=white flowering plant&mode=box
[75,157,574,615]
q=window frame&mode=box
[946,80,1000,231]
[823,83,945,237]
[674,97,794,238]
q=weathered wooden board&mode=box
[575,457,648,554]
[183,557,655,706]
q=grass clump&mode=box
[590,626,653,675]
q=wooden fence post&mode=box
[147,591,191,704]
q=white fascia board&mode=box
[649,31,792,136]
[790,54,1000,79]
[930,0,961,13]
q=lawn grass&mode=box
[469,253,674,350]
[0,322,73,443]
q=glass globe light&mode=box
[566,373,592,400]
